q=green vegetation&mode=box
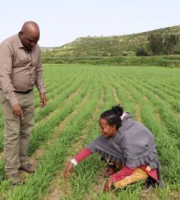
[0,64,180,199]
[136,33,179,56]
[41,26,180,67]
[42,55,180,67]
[42,25,180,58]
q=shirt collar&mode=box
[16,33,24,49]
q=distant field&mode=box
[42,55,180,67]
[0,64,180,200]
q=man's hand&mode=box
[64,162,74,179]
[12,103,24,120]
[40,93,46,108]
[103,178,113,193]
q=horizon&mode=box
[1,0,180,47]
[41,24,180,48]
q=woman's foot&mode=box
[143,177,156,192]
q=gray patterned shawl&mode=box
[86,113,159,169]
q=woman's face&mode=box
[99,118,117,138]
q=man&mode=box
[0,21,46,184]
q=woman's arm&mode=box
[73,148,92,163]
[64,148,92,178]
[110,166,135,182]
[103,166,135,193]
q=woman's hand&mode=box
[103,178,113,193]
[64,162,74,179]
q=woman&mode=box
[64,105,162,192]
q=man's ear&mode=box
[19,31,23,36]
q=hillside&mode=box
[41,47,54,51]
[42,25,180,57]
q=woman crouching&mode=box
[64,105,162,193]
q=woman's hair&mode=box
[100,105,124,129]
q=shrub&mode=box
[136,47,149,56]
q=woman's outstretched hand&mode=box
[103,178,113,193]
[64,162,74,179]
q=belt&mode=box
[15,89,33,94]
[0,88,33,94]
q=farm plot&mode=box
[0,64,180,200]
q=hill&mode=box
[42,25,180,57]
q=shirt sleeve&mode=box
[74,148,92,163]
[35,47,46,94]
[0,42,19,106]
[110,166,136,183]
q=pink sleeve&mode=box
[110,166,136,183]
[74,148,92,163]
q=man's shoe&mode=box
[6,172,24,185]
[19,163,36,173]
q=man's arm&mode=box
[0,42,24,120]
[35,47,46,107]
[35,47,46,94]
[0,42,19,106]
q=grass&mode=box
[0,64,180,200]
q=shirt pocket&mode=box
[13,50,31,67]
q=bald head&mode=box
[21,21,40,36]
[19,21,40,51]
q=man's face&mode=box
[20,32,39,51]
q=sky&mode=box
[0,0,179,47]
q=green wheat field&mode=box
[0,64,180,200]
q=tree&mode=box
[148,34,164,55]
[148,33,179,55]
[163,34,179,54]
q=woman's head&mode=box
[99,105,123,138]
